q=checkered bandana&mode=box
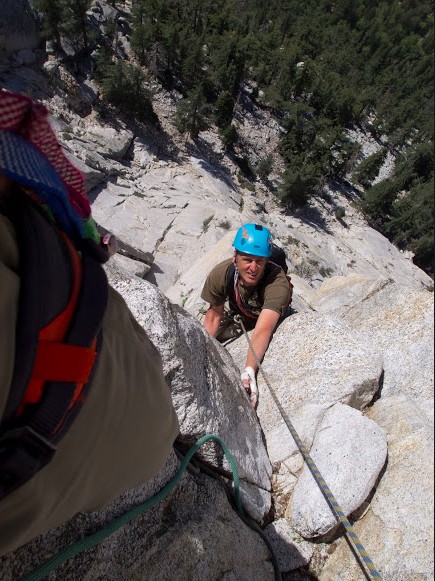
[0,89,95,241]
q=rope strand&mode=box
[234,314,383,580]
[20,435,244,581]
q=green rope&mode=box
[235,315,383,581]
[191,449,282,581]
[20,434,243,581]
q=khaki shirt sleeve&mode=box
[262,266,291,316]
[200,259,232,306]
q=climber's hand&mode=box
[241,366,258,408]
[102,233,117,257]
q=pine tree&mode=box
[213,91,236,127]
[101,61,158,124]
[33,0,65,48]
[386,179,434,274]
[174,88,211,139]
[277,163,322,208]
[180,40,206,92]
[353,149,388,189]
[62,0,93,53]
[219,124,238,150]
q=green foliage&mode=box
[202,214,214,231]
[207,33,246,96]
[219,124,238,150]
[218,219,232,230]
[405,142,434,183]
[234,156,255,180]
[34,0,433,274]
[213,91,236,127]
[335,207,346,220]
[237,173,255,192]
[34,0,93,52]
[352,148,388,189]
[277,164,321,208]
[181,39,206,92]
[61,0,93,52]
[361,141,434,274]
[93,46,113,83]
[386,179,434,273]
[360,179,398,228]
[130,1,151,63]
[100,61,158,125]
[279,107,355,184]
[256,155,274,180]
[174,89,211,138]
[33,0,64,47]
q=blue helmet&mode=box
[233,223,272,258]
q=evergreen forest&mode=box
[33,0,434,275]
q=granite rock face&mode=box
[226,276,433,579]
[227,306,385,465]
[0,0,40,54]
[263,519,314,573]
[0,452,275,581]
[0,5,433,578]
[104,261,273,518]
[320,395,434,581]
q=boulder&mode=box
[14,48,36,66]
[263,518,314,573]
[319,395,434,580]
[0,0,40,53]
[63,149,106,191]
[289,403,387,539]
[51,66,94,117]
[91,188,178,257]
[227,311,384,464]
[340,282,434,412]
[83,126,134,160]
[111,253,151,278]
[308,274,390,313]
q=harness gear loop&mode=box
[234,314,383,581]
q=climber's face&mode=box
[234,252,268,287]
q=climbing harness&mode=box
[234,314,383,580]
[19,434,282,581]
[226,261,293,322]
[0,192,108,501]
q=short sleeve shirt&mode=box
[201,258,291,317]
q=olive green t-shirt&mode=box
[201,258,291,317]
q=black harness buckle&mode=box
[0,426,57,499]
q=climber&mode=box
[0,89,179,555]
[201,223,292,408]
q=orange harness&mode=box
[18,233,97,432]
[0,193,108,500]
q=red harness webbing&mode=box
[233,272,259,320]
[17,234,97,435]
[229,263,293,321]
[0,193,108,501]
